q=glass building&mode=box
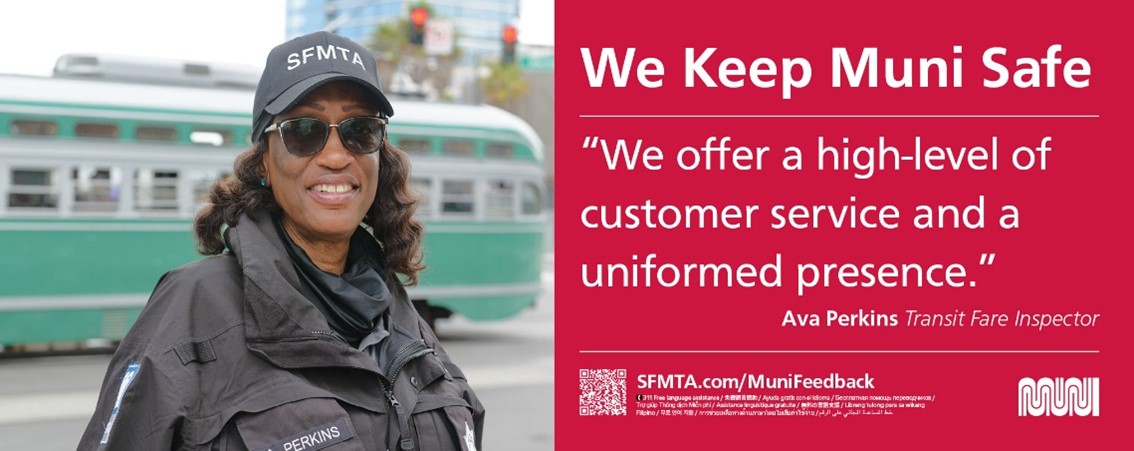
[286,0,520,63]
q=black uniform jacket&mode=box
[78,211,485,450]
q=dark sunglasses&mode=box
[264,116,388,157]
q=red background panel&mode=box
[555,1,1132,449]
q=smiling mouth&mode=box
[309,183,358,193]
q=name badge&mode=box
[250,417,354,451]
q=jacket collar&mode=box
[225,210,420,372]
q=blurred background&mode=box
[0,1,554,449]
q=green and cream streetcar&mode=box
[0,55,547,346]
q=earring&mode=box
[260,178,267,187]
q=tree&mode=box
[480,61,529,111]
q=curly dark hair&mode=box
[193,138,426,285]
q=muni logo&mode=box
[1018,377,1099,417]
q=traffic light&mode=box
[409,6,428,45]
[501,25,517,64]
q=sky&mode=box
[0,0,554,77]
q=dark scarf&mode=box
[274,216,394,347]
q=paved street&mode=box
[0,253,554,450]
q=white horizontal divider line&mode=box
[579,114,1099,119]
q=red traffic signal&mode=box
[411,7,429,26]
[409,6,428,45]
[501,25,518,44]
[501,25,517,64]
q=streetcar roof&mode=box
[0,73,250,114]
[0,74,543,160]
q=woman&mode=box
[79,32,484,451]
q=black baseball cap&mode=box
[251,31,394,143]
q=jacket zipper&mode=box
[312,330,433,450]
[383,339,434,451]
[385,339,432,383]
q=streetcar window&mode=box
[521,181,542,215]
[188,170,222,208]
[72,166,120,212]
[410,177,432,217]
[134,169,179,211]
[75,122,120,139]
[484,179,515,219]
[486,142,514,158]
[7,168,58,209]
[10,119,58,136]
[399,137,431,154]
[442,139,475,157]
[441,180,474,215]
[190,129,232,146]
[136,125,179,142]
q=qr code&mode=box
[579,368,627,415]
